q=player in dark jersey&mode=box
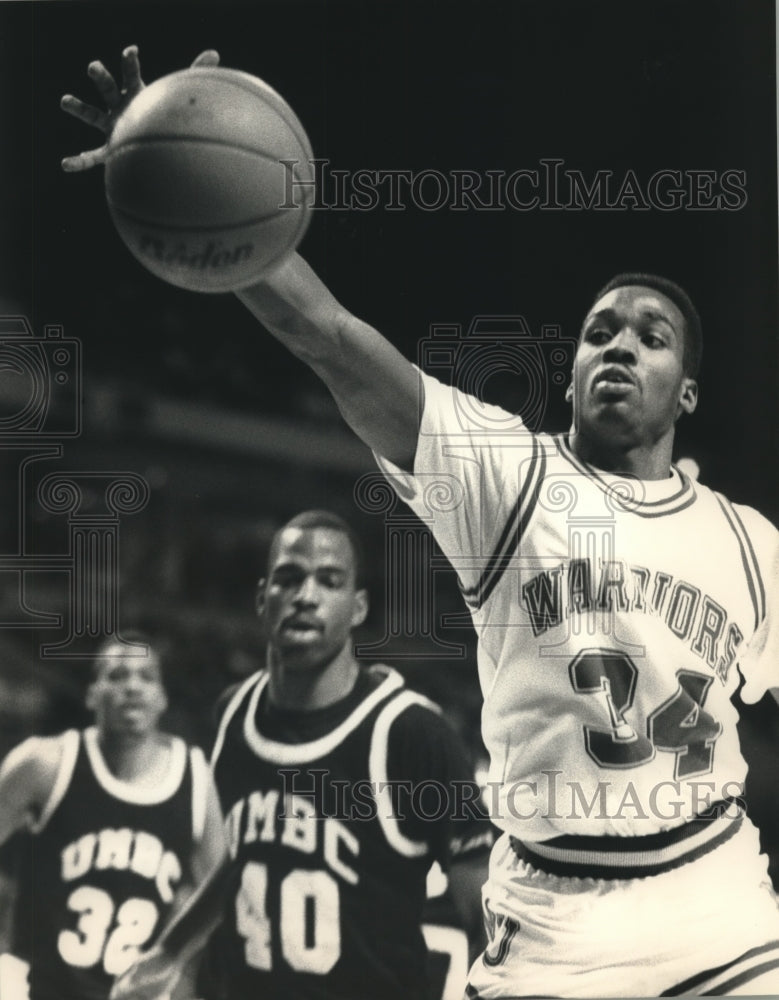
[0,637,225,1000]
[109,511,490,1000]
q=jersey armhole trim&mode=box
[30,729,79,834]
[369,691,441,858]
[190,746,208,842]
[714,492,766,631]
[460,434,547,611]
[210,672,263,768]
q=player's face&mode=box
[87,645,167,736]
[260,527,368,672]
[568,285,698,450]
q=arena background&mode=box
[0,0,777,881]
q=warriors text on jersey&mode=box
[208,665,489,1000]
[19,727,208,1000]
[377,371,779,846]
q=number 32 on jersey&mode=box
[59,886,158,976]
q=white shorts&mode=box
[466,819,779,998]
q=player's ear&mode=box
[351,588,369,629]
[85,680,98,711]
[565,381,574,404]
[677,377,698,417]
[255,577,267,617]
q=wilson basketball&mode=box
[104,67,315,293]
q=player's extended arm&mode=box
[109,857,232,1000]
[188,765,227,886]
[237,255,422,469]
[154,762,227,997]
[0,737,61,847]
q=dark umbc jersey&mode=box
[19,727,207,1000]
[209,665,488,1000]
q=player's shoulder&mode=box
[710,488,779,550]
[387,690,444,726]
[214,680,245,716]
[419,367,535,439]
[731,500,779,542]
[213,670,265,724]
[378,680,464,749]
[0,731,74,802]
[362,662,407,697]
[2,731,68,774]
[366,665,441,717]
[155,729,196,762]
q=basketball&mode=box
[104,67,315,293]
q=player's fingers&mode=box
[121,45,145,94]
[61,146,108,173]
[60,94,109,131]
[87,59,122,108]
[191,49,220,67]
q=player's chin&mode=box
[111,710,156,734]
[588,389,637,412]
[586,400,642,430]
[276,639,328,668]
[109,722,148,738]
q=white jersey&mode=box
[378,370,779,842]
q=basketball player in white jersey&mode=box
[0,637,225,1000]
[63,47,779,998]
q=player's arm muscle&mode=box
[110,858,232,1000]
[447,852,490,959]
[0,737,61,846]
[238,252,422,471]
[156,856,231,964]
[166,775,226,1000]
[189,769,227,886]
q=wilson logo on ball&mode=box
[104,66,315,293]
[137,236,255,270]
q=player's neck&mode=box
[568,427,674,480]
[95,728,168,784]
[266,648,360,711]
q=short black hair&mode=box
[272,509,366,588]
[591,273,703,377]
[92,631,161,681]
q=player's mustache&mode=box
[281,614,324,630]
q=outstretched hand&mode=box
[60,44,220,172]
[108,945,182,1000]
